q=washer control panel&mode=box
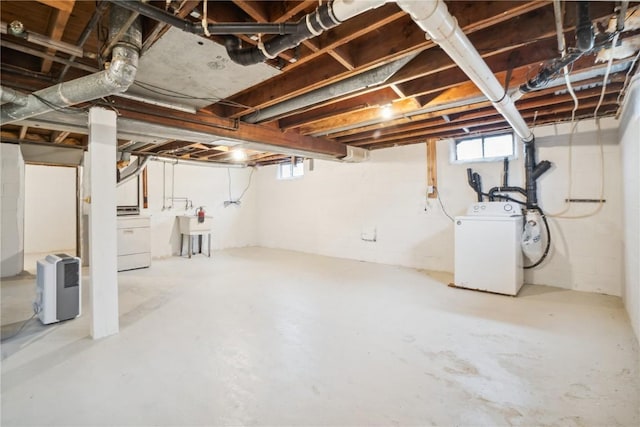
[466,202,522,216]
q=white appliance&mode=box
[454,202,524,296]
[35,253,81,324]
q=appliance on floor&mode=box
[454,202,524,296]
[35,253,81,324]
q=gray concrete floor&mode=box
[1,247,639,426]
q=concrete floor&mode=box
[1,247,639,426]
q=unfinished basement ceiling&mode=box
[1,1,639,166]
[125,27,281,111]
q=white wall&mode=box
[620,76,640,342]
[24,165,76,254]
[256,118,623,296]
[0,144,25,277]
[143,161,258,258]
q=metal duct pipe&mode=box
[396,0,534,143]
[244,54,415,123]
[110,0,299,35]
[117,156,150,186]
[1,6,141,125]
[225,0,387,66]
[0,86,28,106]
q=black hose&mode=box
[492,194,527,206]
[524,206,551,269]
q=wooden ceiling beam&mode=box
[144,140,202,154]
[35,0,74,13]
[107,98,348,157]
[52,130,71,144]
[279,87,400,130]
[216,1,550,117]
[40,0,75,73]
[339,86,622,145]
[298,97,421,136]
[349,94,619,147]
[19,126,28,140]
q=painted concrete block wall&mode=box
[620,77,640,341]
[142,161,258,258]
[24,165,76,254]
[525,119,623,295]
[0,143,25,277]
[256,118,623,296]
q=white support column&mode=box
[88,107,119,339]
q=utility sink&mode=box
[178,215,212,234]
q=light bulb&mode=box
[380,104,393,120]
[232,149,247,161]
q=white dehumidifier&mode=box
[35,253,81,324]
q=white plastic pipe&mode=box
[396,0,534,142]
[331,0,387,22]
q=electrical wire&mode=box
[226,167,256,204]
[132,81,253,110]
[552,119,606,219]
[1,312,37,343]
[594,32,619,119]
[31,94,89,115]
[435,187,454,222]
[546,120,577,217]
[523,207,551,269]
[237,167,255,201]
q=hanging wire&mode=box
[435,187,454,222]
[31,94,90,115]
[594,32,619,119]
[132,81,254,110]
[202,0,211,37]
[553,120,606,219]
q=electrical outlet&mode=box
[427,185,435,195]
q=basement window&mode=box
[452,133,515,163]
[277,159,304,180]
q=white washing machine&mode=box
[454,202,524,296]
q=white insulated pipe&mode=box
[395,0,534,142]
[331,0,387,22]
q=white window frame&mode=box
[277,158,304,180]
[450,133,517,164]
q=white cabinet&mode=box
[117,216,151,271]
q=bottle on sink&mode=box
[196,206,205,223]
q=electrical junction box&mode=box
[35,254,81,325]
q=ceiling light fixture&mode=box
[380,104,393,120]
[232,148,247,161]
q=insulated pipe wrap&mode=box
[0,6,140,125]
[0,86,28,106]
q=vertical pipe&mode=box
[162,162,166,210]
[503,157,509,187]
[525,141,538,208]
[142,166,148,209]
[76,165,82,258]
